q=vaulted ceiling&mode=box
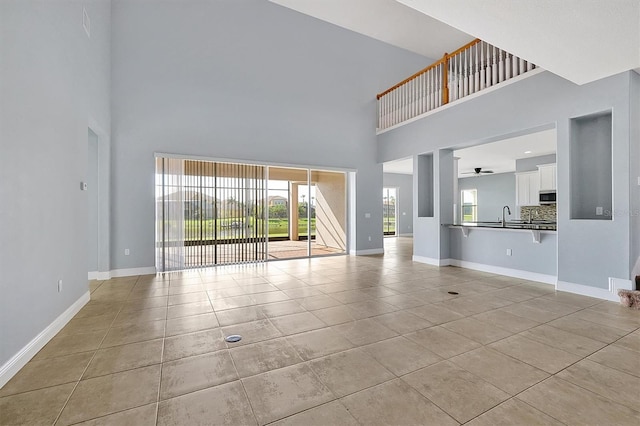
[270,0,640,85]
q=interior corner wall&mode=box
[383,173,413,235]
[110,0,430,269]
[630,71,640,284]
[0,0,111,369]
[378,70,633,289]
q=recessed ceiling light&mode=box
[524,150,532,154]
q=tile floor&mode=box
[1,237,639,425]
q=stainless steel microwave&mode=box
[539,190,556,205]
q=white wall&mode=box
[379,70,635,289]
[0,0,111,369]
[110,0,430,270]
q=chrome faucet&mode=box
[502,205,511,227]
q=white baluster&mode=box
[473,44,479,94]
[512,54,518,77]
[506,52,512,80]
[479,42,486,90]
[491,46,498,86]
[527,60,534,71]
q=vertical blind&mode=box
[156,157,267,272]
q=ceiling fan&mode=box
[462,167,494,176]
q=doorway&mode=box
[383,187,398,236]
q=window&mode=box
[461,189,477,222]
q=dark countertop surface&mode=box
[449,221,557,231]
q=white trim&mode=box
[350,248,385,256]
[88,271,111,280]
[413,255,452,266]
[110,266,156,278]
[376,68,545,135]
[0,291,90,388]
[557,281,619,302]
[449,259,556,285]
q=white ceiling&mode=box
[268,0,474,60]
[397,0,640,85]
[383,128,557,176]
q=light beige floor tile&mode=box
[160,350,237,400]
[557,359,640,410]
[346,300,398,319]
[311,305,357,326]
[500,302,565,323]
[230,338,302,377]
[84,339,163,379]
[0,352,92,397]
[588,344,640,377]
[166,300,213,319]
[165,313,218,337]
[282,287,324,299]
[547,315,628,343]
[215,305,266,326]
[330,289,373,304]
[250,291,291,305]
[128,287,169,299]
[406,326,481,358]
[541,291,602,308]
[269,312,327,335]
[442,317,514,344]
[378,294,427,309]
[163,328,226,362]
[309,348,394,397]
[271,401,359,426]
[242,363,333,425]
[167,291,209,305]
[362,336,442,376]
[168,284,205,296]
[490,287,541,303]
[113,306,167,325]
[0,383,75,426]
[298,295,341,310]
[121,296,168,313]
[472,309,541,333]
[259,300,305,318]
[522,297,582,316]
[615,330,640,353]
[220,319,282,346]
[519,377,640,426]
[450,347,549,395]
[521,324,607,356]
[157,381,256,426]
[58,312,118,335]
[341,379,458,426]
[74,403,157,426]
[403,360,509,424]
[489,335,581,374]
[406,304,465,325]
[371,311,432,334]
[211,295,255,310]
[206,287,247,300]
[574,308,640,332]
[332,318,398,346]
[58,365,161,425]
[285,328,354,360]
[101,320,165,348]
[35,330,105,360]
[466,398,564,426]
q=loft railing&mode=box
[376,39,537,130]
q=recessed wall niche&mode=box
[570,111,612,220]
[417,153,434,217]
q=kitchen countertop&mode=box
[448,221,557,231]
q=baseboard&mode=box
[350,248,384,256]
[557,281,619,302]
[0,291,90,388]
[413,256,451,267]
[449,259,557,285]
[398,233,413,237]
[110,266,156,278]
[88,271,111,280]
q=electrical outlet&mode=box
[124,248,130,256]
[365,213,371,218]
[368,236,371,241]
[596,207,603,215]
[57,280,63,292]
[506,249,512,256]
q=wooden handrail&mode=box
[376,38,481,100]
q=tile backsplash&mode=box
[520,204,557,221]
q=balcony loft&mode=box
[377,39,541,133]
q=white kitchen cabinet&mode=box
[515,171,540,207]
[537,163,557,191]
